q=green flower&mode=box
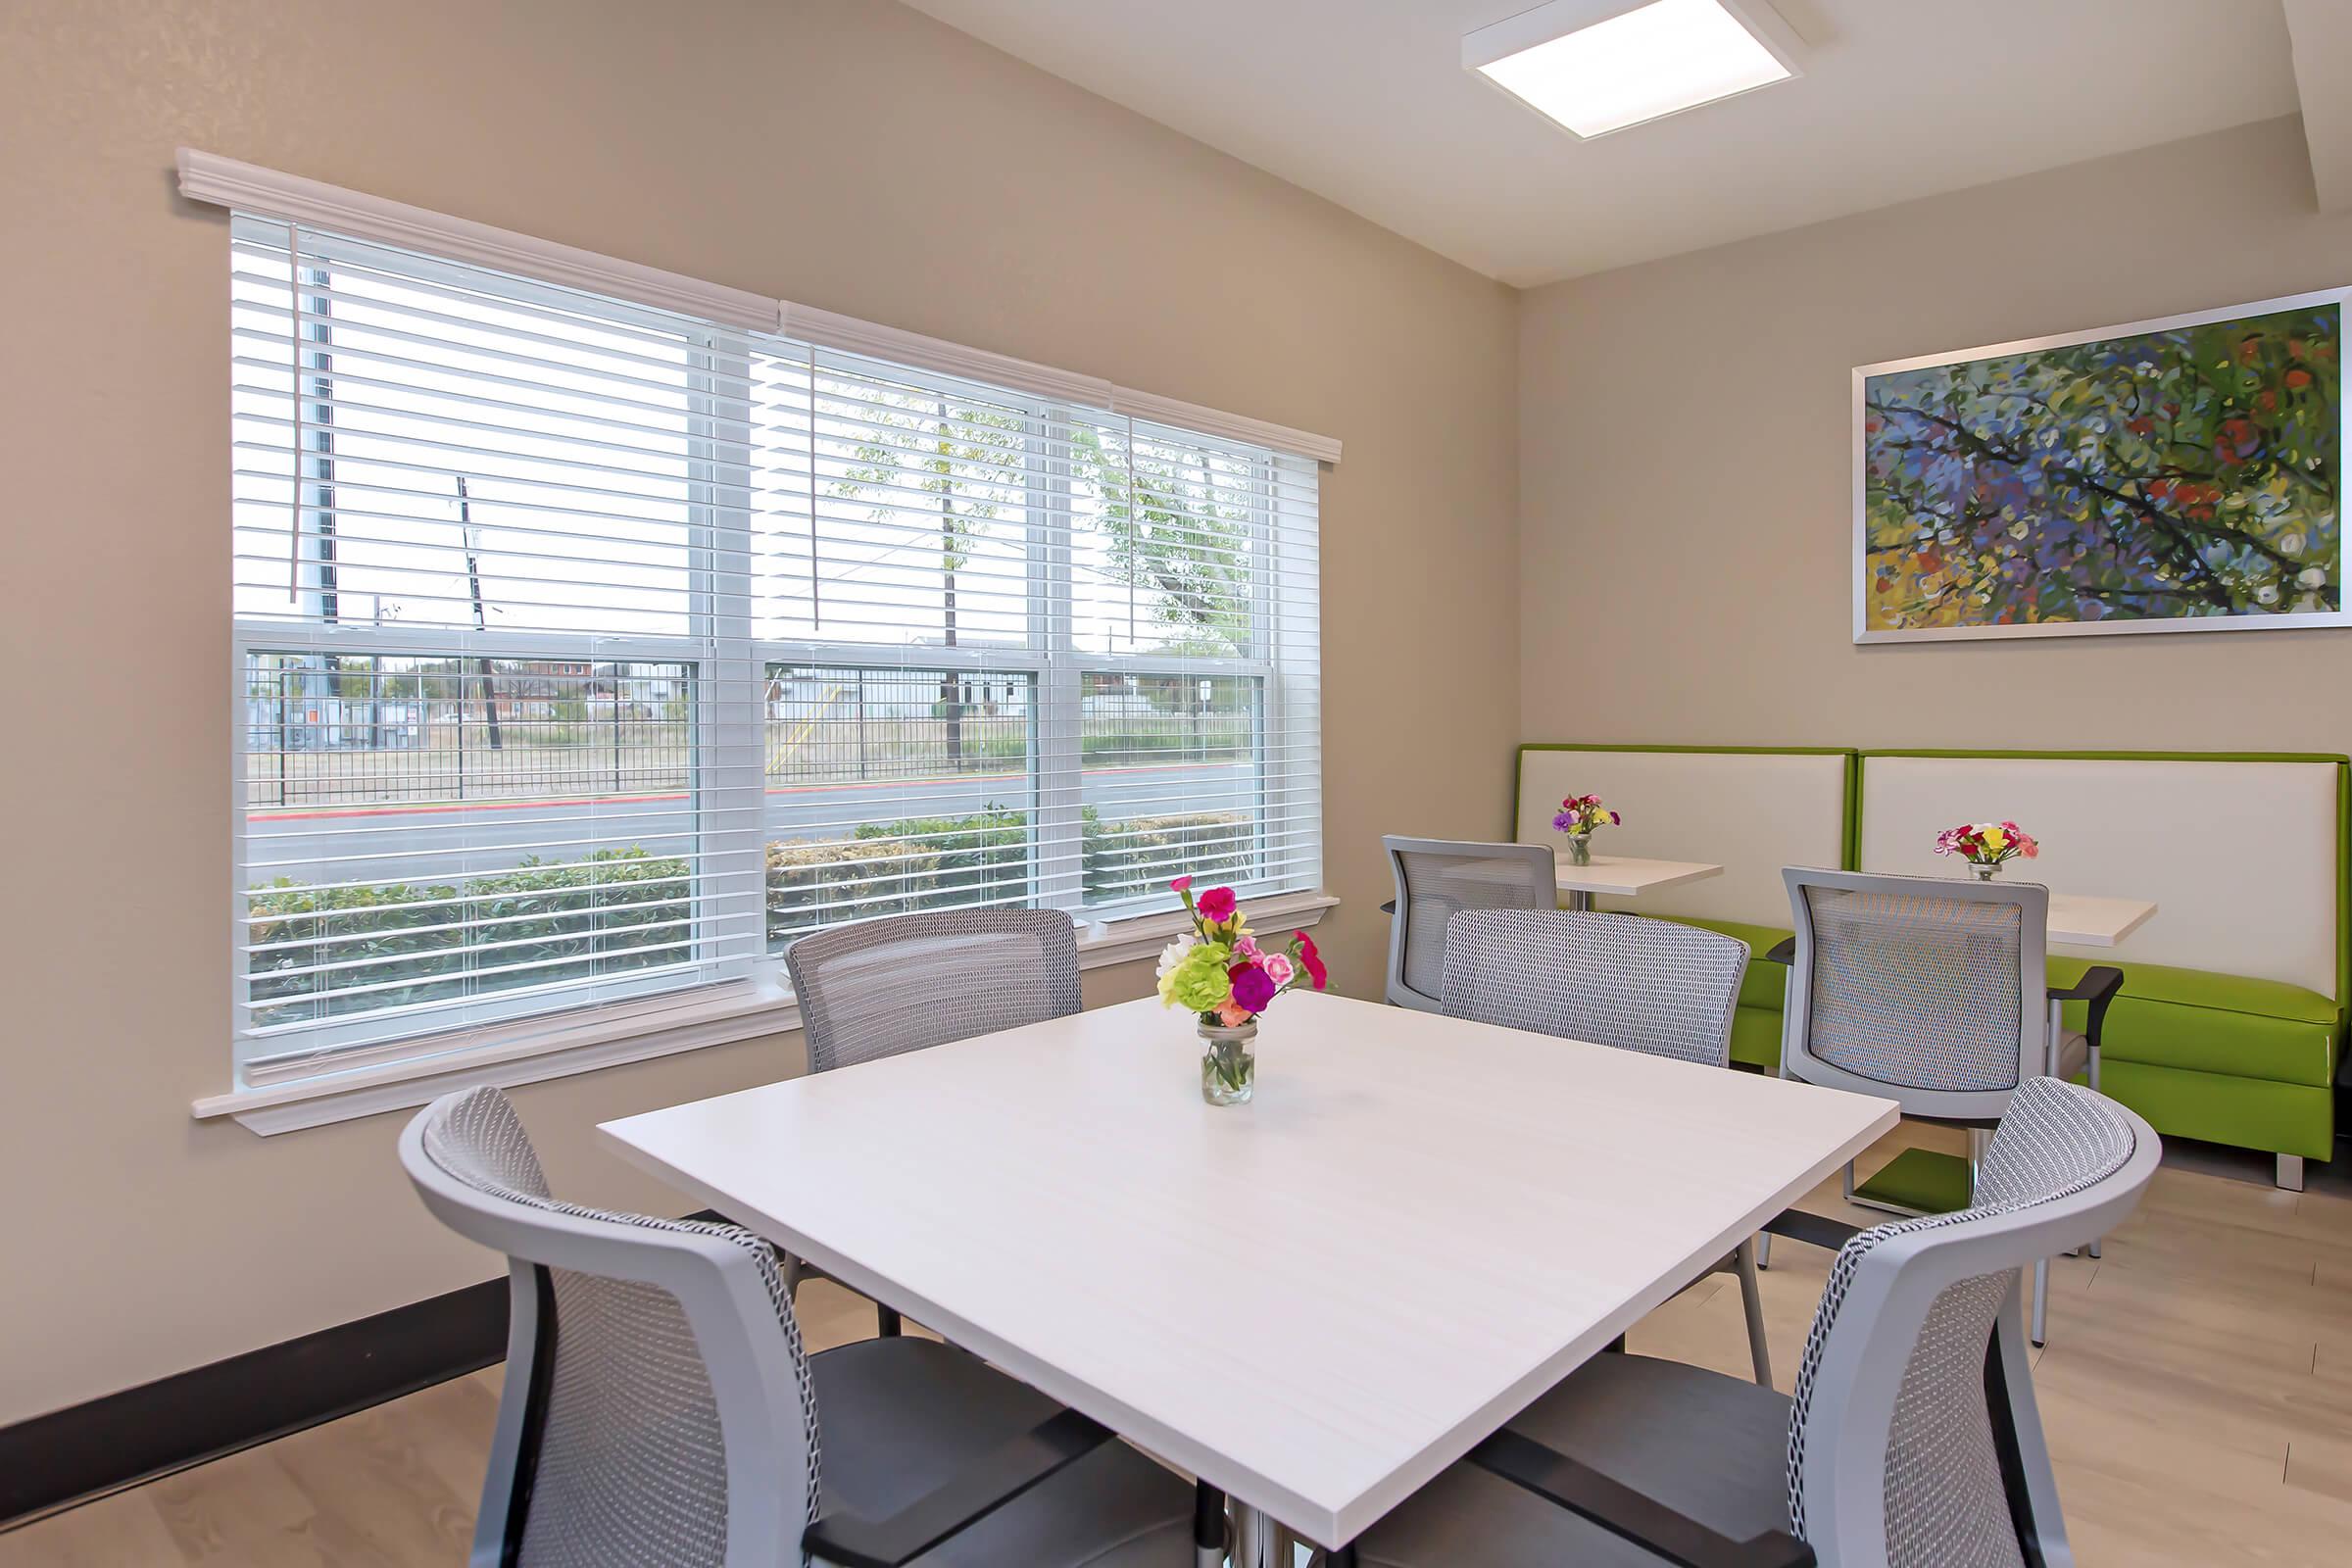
[1160,940,1234,1013]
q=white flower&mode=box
[1155,934,1197,982]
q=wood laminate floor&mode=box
[6,1120,2350,1565]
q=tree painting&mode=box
[1860,300,2341,637]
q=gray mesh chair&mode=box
[1382,836,1559,1011]
[402,1086,1201,1568]
[1348,1077,2159,1568]
[787,907,1084,1075]
[1776,868,2123,1345]
[1441,907,1772,1385]
[785,907,1084,1335]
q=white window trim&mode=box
[191,892,1336,1134]
[180,150,1342,465]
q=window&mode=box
[229,217,1321,1085]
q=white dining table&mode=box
[1451,849,1724,912]
[2040,890,2156,948]
[1552,853,1722,912]
[601,991,1897,1554]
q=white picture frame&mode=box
[1853,284,2350,644]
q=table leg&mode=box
[1565,889,1592,913]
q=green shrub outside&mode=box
[249,808,1258,1025]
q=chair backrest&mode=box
[1383,836,1559,1011]
[1781,867,2052,1123]
[1439,908,1747,1068]
[785,907,1082,1073]
[1788,1077,2157,1568]
[402,1087,818,1568]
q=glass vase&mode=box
[1971,858,2002,881]
[1199,1020,1257,1105]
[1562,834,1593,867]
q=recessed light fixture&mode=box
[1464,0,1803,140]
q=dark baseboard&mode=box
[0,1209,731,1530]
[0,1276,509,1529]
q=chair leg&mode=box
[1735,1237,1772,1387]
[2031,1257,2049,1348]
[2278,1154,2307,1193]
[2085,1047,2103,1257]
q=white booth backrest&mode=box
[1515,749,1850,929]
[1857,755,2341,1000]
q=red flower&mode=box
[1295,931,1328,990]
[1196,886,1237,922]
[2287,368,2313,389]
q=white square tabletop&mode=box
[1445,851,1723,900]
[1551,853,1724,899]
[2041,891,2156,949]
[601,991,1897,1547]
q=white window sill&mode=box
[192,893,1339,1135]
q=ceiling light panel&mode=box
[1465,0,1803,139]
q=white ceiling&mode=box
[905,0,2308,287]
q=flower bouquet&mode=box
[1934,820,2039,881]
[1552,793,1621,867]
[1155,875,1328,1104]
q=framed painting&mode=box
[1854,286,2347,643]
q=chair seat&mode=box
[812,1337,1195,1567]
[1357,1352,1791,1568]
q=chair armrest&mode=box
[1762,1208,1864,1253]
[2048,964,2125,1047]
[806,1406,1114,1568]
[1762,937,1795,966]
[1468,1428,1814,1568]
[1381,899,1396,915]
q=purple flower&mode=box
[1229,962,1277,1012]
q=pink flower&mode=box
[1295,931,1327,989]
[1197,886,1237,922]
[1170,874,1194,894]
[1261,953,1297,988]
[1230,961,1277,1012]
[1233,935,1261,960]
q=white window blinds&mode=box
[229,216,1322,1083]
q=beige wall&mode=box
[1520,115,2352,754]
[0,0,1519,1423]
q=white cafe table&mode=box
[2041,891,2156,948]
[1553,853,1722,913]
[1449,850,1723,913]
[601,991,1897,1555]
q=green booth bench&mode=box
[1516,745,2348,1190]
